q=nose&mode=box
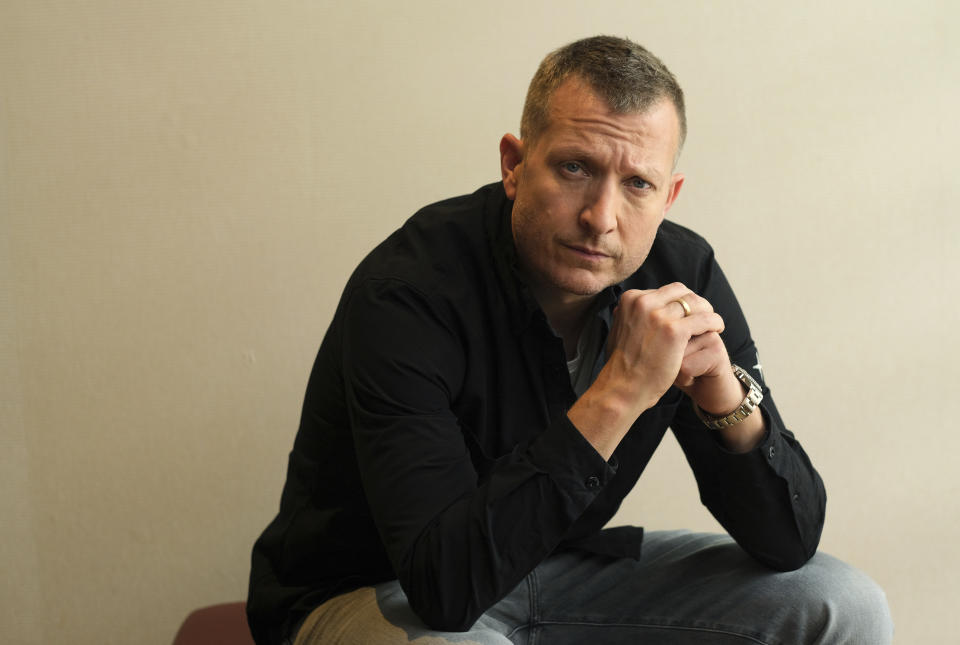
[579,180,618,235]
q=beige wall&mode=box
[1,1,956,643]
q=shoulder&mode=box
[343,182,506,306]
[654,219,715,257]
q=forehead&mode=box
[534,77,680,158]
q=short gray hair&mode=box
[520,36,686,154]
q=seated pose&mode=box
[248,35,893,644]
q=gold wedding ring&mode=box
[674,298,692,317]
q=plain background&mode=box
[2,1,957,643]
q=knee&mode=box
[798,553,893,644]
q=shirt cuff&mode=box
[712,405,786,481]
[525,415,618,506]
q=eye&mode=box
[560,161,586,175]
[627,177,651,190]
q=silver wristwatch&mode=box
[693,364,763,430]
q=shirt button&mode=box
[793,493,800,503]
[768,446,776,460]
[585,475,600,490]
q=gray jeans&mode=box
[293,530,893,645]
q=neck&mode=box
[530,285,597,358]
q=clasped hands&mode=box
[568,282,764,460]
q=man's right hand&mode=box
[567,283,725,460]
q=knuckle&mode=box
[661,321,685,343]
[619,290,642,309]
[649,307,671,326]
[632,293,657,316]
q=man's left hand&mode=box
[671,293,766,453]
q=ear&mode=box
[662,173,685,214]
[499,134,524,200]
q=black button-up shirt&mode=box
[247,182,826,643]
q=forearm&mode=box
[568,348,766,460]
[675,397,826,570]
[566,364,657,461]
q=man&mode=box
[249,36,892,644]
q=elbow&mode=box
[760,549,814,572]
[419,614,479,633]
[395,527,509,632]
[398,558,485,633]
[748,534,819,572]
[406,591,482,633]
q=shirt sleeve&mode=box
[671,255,827,571]
[340,277,614,631]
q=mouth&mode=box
[563,243,610,262]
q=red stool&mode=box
[172,601,255,645]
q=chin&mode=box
[552,272,613,297]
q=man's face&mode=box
[501,77,684,306]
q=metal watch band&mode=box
[693,364,763,430]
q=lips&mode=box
[564,243,610,260]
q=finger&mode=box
[677,338,732,388]
[678,311,725,337]
[682,331,715,357]
[619,284,687,311]
[669,298,691,319]
[675,347,715,387]
[644,282,691,309]
[623,283,714,319]
[682,331,726,361]
[669,291,713,318]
